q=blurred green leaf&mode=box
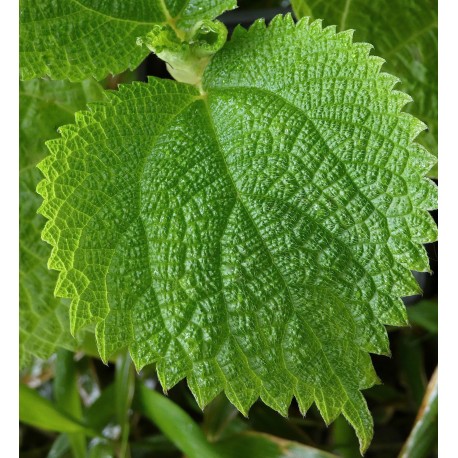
[115,353,135,457]
[84,384,117,431]
[203,393,240,441]
[399,368,438,458]
[88,440,115,458]
[55,349,86,457]
[47,434,70,458]
[19,78,104,368]
[135,384,220,458]
[20,384,94,435]
[407,300,438,334]
[291,0,312,18]
[331,416,360,458]
[214,431,338,458]
[397,334,427,407]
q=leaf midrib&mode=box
[199,94,360,416]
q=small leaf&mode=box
[135,384,220,458]
[19,0,237,81]
[38,16,438,452]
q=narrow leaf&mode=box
[135,384,220,458]
[20,383,91,434]
[214,431,338,458]
[55,349,86,458]
[115,353,136,457]
[399,368,438,458]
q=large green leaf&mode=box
[19,0,237,81]
[37,16,437,452]
[19,78,103,368]
[291,0,438,176]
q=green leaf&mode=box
[19,0,237,81]
[290,0,438,177]
[19,78,104,368]
[47,434,71,458]
[55,349,86,458]
[38,16,437,453]
[291,0,312,19]
[399,368,438,458]
[135,384,220,458]
[84,384,117,430]
[20,383,92,434]
[407,299,438,333]
[214,431,338,458]
[115,353,136,457]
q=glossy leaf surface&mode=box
[291,0,438,176]
[38,16,437,451]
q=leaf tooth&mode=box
[410,178,438,211]
[342,392,373,454]
[43,138,63,158]
[361,321,390,356]
[57,124,78,138]
[309,18,324,34]
[322,24,338,37]
[260,387,293,417]
[248,17,267,34]
[390,90,414,112]
[230,23,249,40]
[335,28,354,44]
[357,353,381,389]
[407,143,437,175]
[156,341,193,392]
[74,111,94,126]
[373,294,409,327]
[187,361,225,410]
[294,382,314,416]
[314,383,346,425]
[296,15,311,30]
[224,383,259,418]
[377,71,401,92]
[406,210,438,244]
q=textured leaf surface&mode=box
[38,16,437,451]
[20,78,103,368]
[19,0,236,81]
[291,0,438,176]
